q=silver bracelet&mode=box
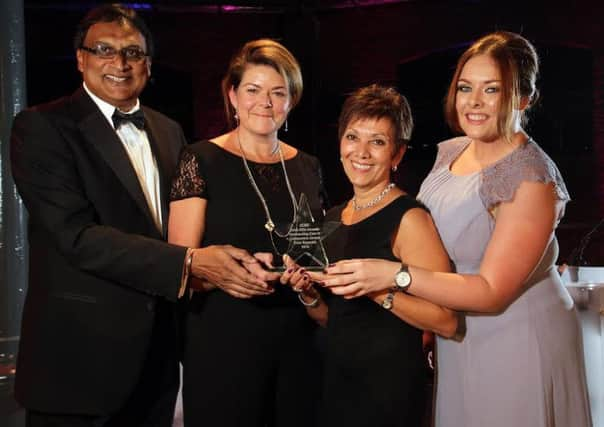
[298,292,320,308]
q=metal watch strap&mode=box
[381,291,395,310]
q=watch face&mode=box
[395,271,411,288]
[382,296,393,310]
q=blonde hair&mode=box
[221,39,303,129]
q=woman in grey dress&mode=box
[311,31,592,427]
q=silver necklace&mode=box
[236,130,298,238]
[352,183,396,211]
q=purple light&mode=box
[219,5,264,12]
[330,0,409,8]
[123,3,153,10]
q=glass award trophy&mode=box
[270,193,340,272]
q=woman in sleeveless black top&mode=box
[285,85,458,427]
[322,197,432,427]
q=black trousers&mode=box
[26,300,181,427]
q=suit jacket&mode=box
[10,87,188,415]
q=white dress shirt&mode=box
[83,83,163,232]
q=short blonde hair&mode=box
[221,39,303,129]
[444,31,539,141]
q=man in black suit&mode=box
[10,4,267,426]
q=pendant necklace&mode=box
[237,129,298,238]
[352,182,396,211]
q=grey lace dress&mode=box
[417,137,592,427]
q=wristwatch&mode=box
[381,291,395,310]
[394,263,412,292]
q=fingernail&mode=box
[299,269,306,274]
[287,268,293,274]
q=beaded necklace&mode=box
[352,183,396,211]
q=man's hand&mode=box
[190,245,274,298]
[247,252,281,283]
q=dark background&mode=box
[2,1,604,424]
[22,0,604,265]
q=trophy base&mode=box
[269,265,326,273]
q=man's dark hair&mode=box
[73,3,154,57]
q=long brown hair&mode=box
[444,31,539,141]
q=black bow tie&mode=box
[112,108,145,130]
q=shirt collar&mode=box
[83,83,141,129]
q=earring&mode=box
[339,156,343,162]
[234,110,239,127]
[284,119,288,132]
[391,165,398,172]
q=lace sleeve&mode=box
[169,147,206,201]
[479,141,570,210]
[432,137,469,171]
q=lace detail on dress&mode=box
[170,148,206,201]
[433,137,468,172]
[479,140,570,209]
[254,163,285,193]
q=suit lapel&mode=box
[72,89,159,233]
[144,109,172,238]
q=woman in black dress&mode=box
[286,85,459,427]
[168,39,325,427]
